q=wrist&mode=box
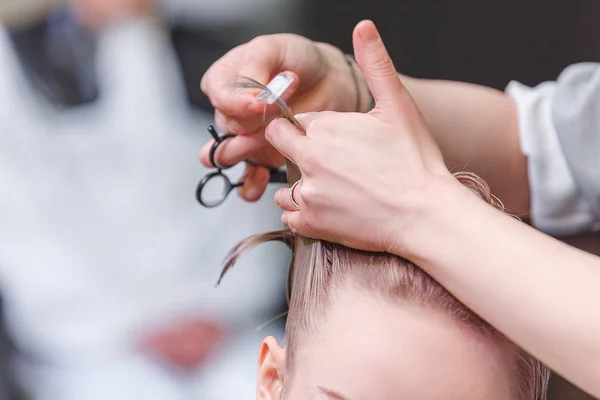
[386,175,489,262]
[316,43,373,113]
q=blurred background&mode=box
[0,0,598,399]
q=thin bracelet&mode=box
[344,54,375,112]
[344,54,361,112]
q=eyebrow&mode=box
[317,386,352,400]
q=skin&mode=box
[199,21,527,216]
[264,21,600,397]
[201,19,600,396]
[256,278,512,400]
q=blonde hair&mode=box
[220,79,550,399]
[218,173,549,400]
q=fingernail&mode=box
[281,213,288,225]
[223,117,243,133]
[359,20,379,43]
[246,187,262,200]
[247,101,262,114]
[294,113,307,124]
[265,118,282,140]
[273,189,283,205]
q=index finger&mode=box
[201,38,297,118]
[199,131,273,169]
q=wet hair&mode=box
[220,79,550,399]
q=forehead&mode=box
[289,285,512,400]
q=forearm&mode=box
[401,180,600,397]
[399,76,530,216]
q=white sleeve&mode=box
[506,63,600,236]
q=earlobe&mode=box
[257,336,286,400]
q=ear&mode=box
[257,336,286,400]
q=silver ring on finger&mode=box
[290,180,301,209]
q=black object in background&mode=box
[8,9,235,112]
[170,26,233,112]
[301,0,600,90]
[10,6,99,107]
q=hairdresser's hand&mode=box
[267,20,457,252]
[199,34,370,201]
[141,319,224,371]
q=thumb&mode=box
[352,20,413,115]
[265,118,307,166]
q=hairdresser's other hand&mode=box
[268,20,456,253]
[199,34,369,201]
[141,319,224,371]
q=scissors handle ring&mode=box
[209,133,237,170]
[196,171,230,208]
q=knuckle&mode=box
[306,118,326,134]
[200,57,230,95]
[246,35,273,56]
[298,183,316,205]
[320,114,341,131]
[302,213,319,233]
[265,119,282,140]
[214,112,227,131]
[287,219,299,234]
[249,35,270,46]
[294,112,315,130]
[199,74,208,93]
[305,113,337,135]
[274,192,283,207]
[225,117,248,134]
[299,151,320,174]
[366,56,396,78]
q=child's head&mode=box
[219,173,550,400]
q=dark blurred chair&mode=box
[302,0,600,89]
[7,4,232,111]
[9,5,98,107]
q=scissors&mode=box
[196,125,287,207]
